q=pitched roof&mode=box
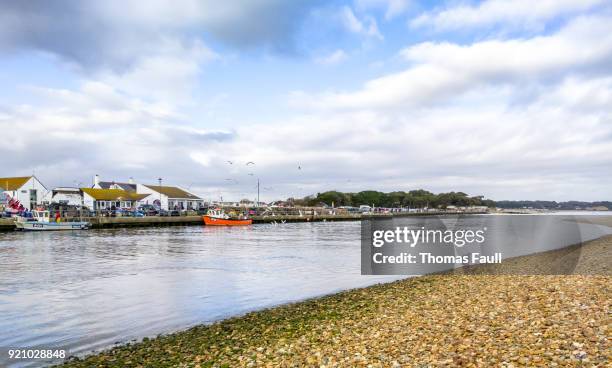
[97,181,137,192]
[144,185,201,199]
[81,188,149,201]
[53,187,81,194]
[0,176,32,191]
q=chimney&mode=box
[128,177,134,184]
[94,174,100,187]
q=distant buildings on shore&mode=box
[1,174,610,213]
[1,174,203,212]
[90,175,203,211]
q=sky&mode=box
[0,0,611,202]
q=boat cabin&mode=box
[207,208,229,219]
[33,210,51,222]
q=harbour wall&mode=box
[0,218,15,231]
[0,211,487,231]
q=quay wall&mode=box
[89,216,203,229]
[0,218,15,231]
[0,211,488,231]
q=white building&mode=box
[50,187,83,206]
[0,176,47,211]
[88,175,203,211]
[137,184,203,210]
[92,175,138,192]
[81,188,149,211]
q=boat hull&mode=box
[202,216,252,226]
[15,221,90,231]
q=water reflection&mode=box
[0,222,400,367]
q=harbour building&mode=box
[137,184,203,211]
[81,188,149,211]
[89,175,203,211]
[0,176,47,211]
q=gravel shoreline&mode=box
[60,235,611,367]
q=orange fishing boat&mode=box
[202,208,252,226]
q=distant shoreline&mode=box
[3,209,610,232]
[0,211,490,232]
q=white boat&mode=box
[15,210,90,231]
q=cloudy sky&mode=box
[1,0,611,202]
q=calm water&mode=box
[1,215,610,367]
[0,222,401,367]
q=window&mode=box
[29,189,37,209]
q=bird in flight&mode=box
[246,161,255,165]
[248,173,254,176]
[226,160,233,165]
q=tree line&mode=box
[290,190,610,210]
[293,190,496,208]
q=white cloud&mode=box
[538,76,612,111]
[2,3,611,201]
[293,15,612,110]
[189,152,212,167]
[274,14,612,200]
[0,81,233,187]
[3,67,612,201]
[314,49,349,65]
[411,0,606,31]
[191,87,612,200]
[97,38,218,104]
[340,6,384,40]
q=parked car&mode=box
[114,209,130,217]
[138,204,160,216]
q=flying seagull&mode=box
[226,160,233,165]
[246,161,255,165]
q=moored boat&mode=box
[202,208,252,226]
[15,210,90,231]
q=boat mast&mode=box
[257,178,260,207]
